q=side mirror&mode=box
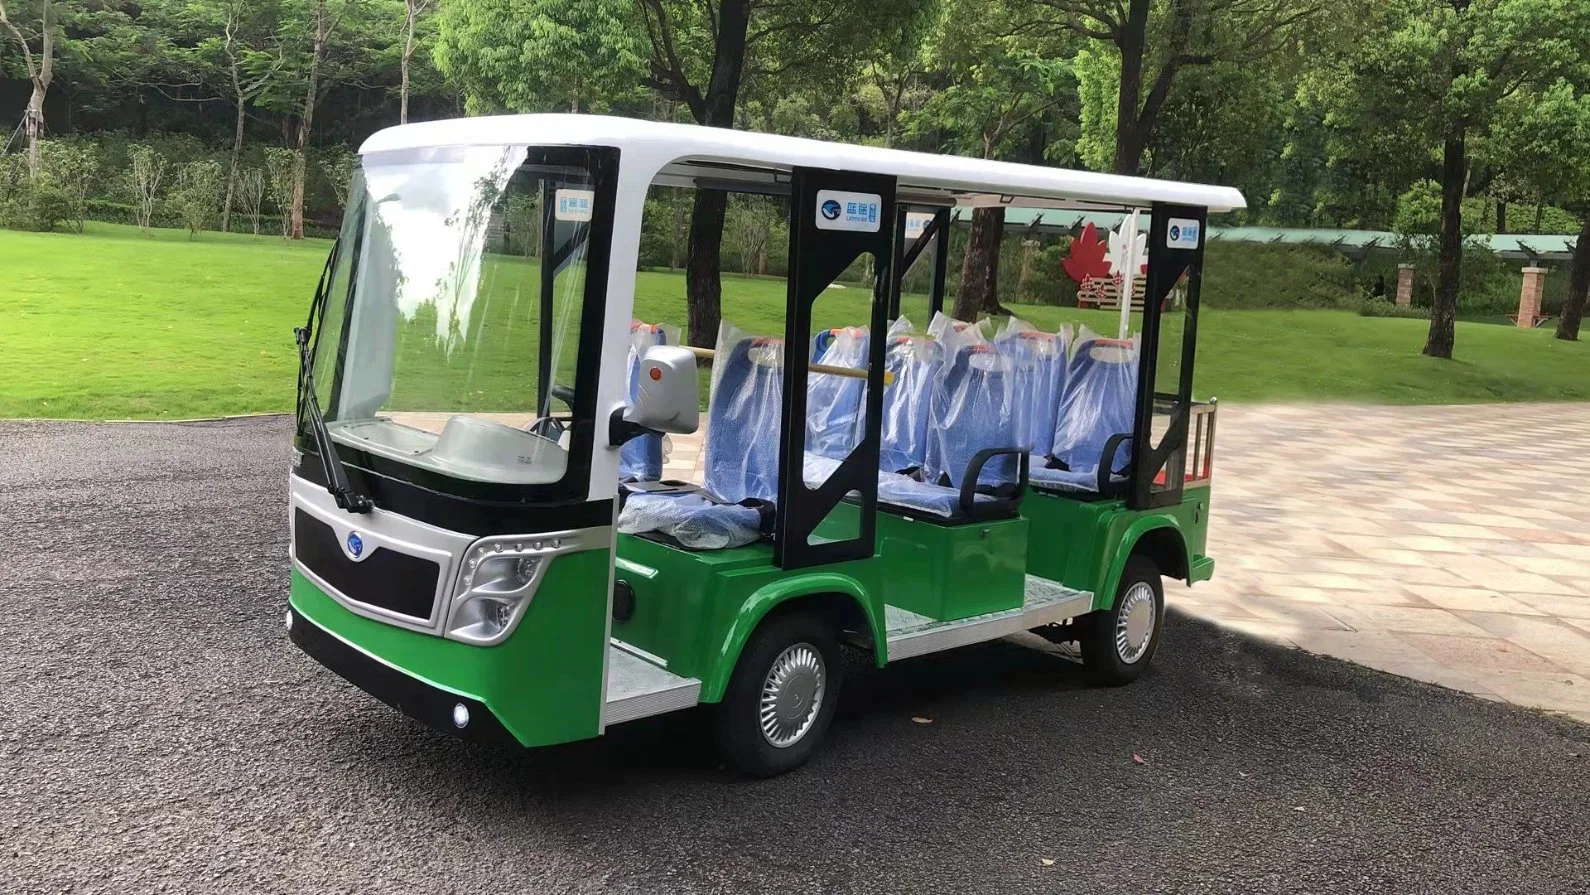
[610,346,699,445]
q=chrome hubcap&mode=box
[759,643,826,749]
[1115,582,1158,664]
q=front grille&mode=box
[293,509,441,621]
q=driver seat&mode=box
[617,335,783,550]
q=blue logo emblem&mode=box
[346,532,364,558]
[1169,225,1181,242]
[820,199,842,221]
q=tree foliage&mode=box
[434,0,645,114]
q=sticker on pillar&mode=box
[904,211,936,242]
[1166,218,1201,249]
[816,190,883,233]
[555,189,595,222]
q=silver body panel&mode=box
[290,473,477,634]
[289,474,613,643]
[603,642,701,726]
[884,575,1094,662]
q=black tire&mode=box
[1080,556,1165,686]
[715,610,843,777]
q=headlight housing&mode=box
[444,537,557,645]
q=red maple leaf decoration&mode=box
[1063,222,1113,284]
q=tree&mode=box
[0,0,57,179]
[151,0,288,234]
[129,145,169,233]
[175,158,225,235]
[1021,0,1330,175]
[435,0,933,345]
[237,166,268,235]
[259,0,397,239]
[1487,79,1590,339]
[399,0,435,123]
[434,0,643,115]
[634,0,935,347]
[1314,0,1585,358]
[41,139,96,232]
[907,0,1075,320]
[264,146,296,238]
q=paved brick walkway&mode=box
[1185,403,1590,724]
[659,403,1590,724]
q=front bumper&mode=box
[288,606,520,747]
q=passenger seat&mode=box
[1030,337,1138,493]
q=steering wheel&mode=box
[528,416,567,441]
[550,383,577,410]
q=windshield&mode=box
[311,145,609,488]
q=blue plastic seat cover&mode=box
[997,325,1068,454]
[619,322,670,481]
[701,335,785,503]
[922,343,1023,489]
[806,327,868,460]
[878,320,941,473]
[1039,337,1138,492]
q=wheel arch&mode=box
[702,573,883,703]
[1098,517,1191,610]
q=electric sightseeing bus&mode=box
[286,115,1241,776]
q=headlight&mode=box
[445,539,554,644]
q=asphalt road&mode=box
[3,417,1588,895]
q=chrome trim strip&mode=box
[611,638,669,669]
[597,500,619,732]
[885,576,1095,662]
[614,557,659,579]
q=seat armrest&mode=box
[1097,433,1133,495]
[959,448,1029,520]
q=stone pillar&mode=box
[1396,263,1415,307]
[1518,266,1548,328]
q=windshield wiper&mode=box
[295,241,373,515]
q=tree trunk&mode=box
[671,199,687,269]
[953,207,1006,321]
[401,2,416,124]
[681,0,751,349]
[686,190,728,347]
[1554,214,1590,341]
[222,95,245,234]
[290,1,330,240]
[1423,128,1465,359]
[24,80,44,178]
[1111,0,1151,175]
[1495,200,1506,234]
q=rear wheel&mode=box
[1080,556,1165,686]
[715,610,842,777]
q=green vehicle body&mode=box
[289,486,1212,748]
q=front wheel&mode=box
[715,611,842,777]
[1080,556,1165,686]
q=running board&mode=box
[885,575,1095,662]
[603,642,701,727]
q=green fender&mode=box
[1093,515,1194,612]
[701,572,884,703]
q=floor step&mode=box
[884,575,1094,661]
[603,642,701,727]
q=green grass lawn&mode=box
[4,222,1589,419]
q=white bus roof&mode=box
[361,114,1247,214]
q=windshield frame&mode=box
[296,143,622,513]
